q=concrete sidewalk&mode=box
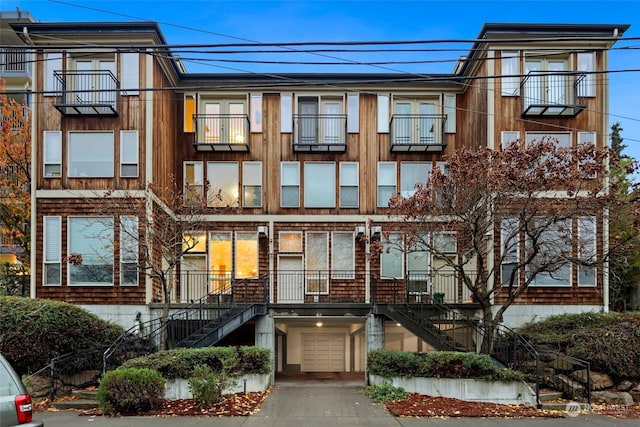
[34,384,639,427]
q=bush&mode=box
[519,312,640,378]
[0,296,123,375]
[97,368,165,415]
[188,364,237,407]
[367,350,523,381]
[119,346,270,379]
[364,382,408,403]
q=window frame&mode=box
[120,130,139,178]
[208,231,232,294]
[305,231,329,295]
[377,162,397,208]
[67,216,115,287]
[501,50,520,96]
[331,231,355,279]
[527,218,572,287]
[578,216,597,287]
[120,216,139,286]
[43,131,62,178]
[400,162,432,198]
[235,231,259,279]
[67,131,115,178]
[279,231,303,253]
[304,162,336,208]
[339,162,359,208]
[207,161,239,208]
[281,162,300,208]
[43,216,61,286]
[183,161,204,206]
[242,161,263,208]
[380,232,404,279]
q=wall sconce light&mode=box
[258,226,268,237]
[355,226,365,239]
[370,226,382,239]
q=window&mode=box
[209,232,232,293]
[296,96,344,145]
[523,54,569,112]
[207,162,239,207]
[393,98,440,145]
[527,219,571,286]
[332,232,355,278]
[377,162,397,207]
[501,51,520,96]
[183,161,203,206]
[68,132,114,177]
[43,216,61,286]
[281,162,300,208]
[407,234,430,293]
[236,232,258,278]
[380,233,403,278]
[304,162,336,207]
[70,56,116,107]
[44,131,62,178]
[501,218,520,287]
[68,217,114,286]
[577,52,595,97]
[339,162,359,208]
[120,216,138,286]
[243,162,262,208]
[433,233,457,254]
[501,131,520,149]
[400,162,431,198]
[279,232,302,252]
[184,94,196,133]
[578,132,597,178]
[578,217,596,286]
[306,232,329,294]
[120,131,138,177]
[202,99,247,145]
[525,132,571,149]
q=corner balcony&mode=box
[521,72,586,117]
[390,114,447,153]
[0,49,30,78]
[53,70,119,116]
[193,114,250,152]
[293,114,347,153]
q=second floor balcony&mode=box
[53,70,119,116]
[390,114,447,153]
[194,114,250,152]
[0,49,30,77]
[521,72,586,117]
[293,114,347,153]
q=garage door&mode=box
[301,333,345,372]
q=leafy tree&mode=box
[0,80,31,268]
[608,122,640,311]
[380,138,636,352]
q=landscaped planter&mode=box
[369,374,536,406]
[165,373,270,399]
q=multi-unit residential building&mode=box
[2,14,628,376]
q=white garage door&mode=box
[301,333,345,372]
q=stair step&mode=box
[539,391,564,402]
[539,402,573,411]
[52,399,99,410]
[72,390,98,400]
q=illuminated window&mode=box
[279,232,302,252]
[209,232,232,293]
[184,94,196,132]
[236,232,258,278]
[183,161,203,206]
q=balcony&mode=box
[390,114,447,153]
[193,114,250,152]
[293,114,347,153]
[521,72,586,117]
[53,70,119,116]
[0,49,30,78]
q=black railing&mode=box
[521,72,586,117]
[372,270,475,305]
[390,114,447,153]
[194,114,250,150]
[293,114,347,152]
[53,70,119,115]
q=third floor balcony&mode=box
[521,71,586,117]
[193,114,250,152]
[293,114,347,153]
[52,70,119,116]
[389,114,447,153]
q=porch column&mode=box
[255,313,275,384]
[365,313,385,384]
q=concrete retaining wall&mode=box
[369,374,536,406]
[165,373,270,399]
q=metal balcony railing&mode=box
[521,72,586,117]
[0,49,30,75]
[372,270,475,304]
[389,114,447,153]
[53,70,119,116]
[293,114,347,152]
[193,114,250,152]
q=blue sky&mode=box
[10,0,640,172]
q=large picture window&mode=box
[68,132,114,177]
[304,162,336,207]
[207,162,239,207]
[235,232,258,278]
[68,217,114,286]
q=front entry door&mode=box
[278,255,304,303]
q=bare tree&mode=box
[379,138,637,351]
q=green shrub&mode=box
[188,365,237,407]
[119,346,270,379]
[364,382,408,403]
[367,350,523,381]
[519,312,640,378]
[0,296,123,375]
[97,368,165,415]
